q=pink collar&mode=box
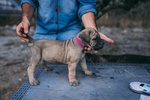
[74,37,85,47]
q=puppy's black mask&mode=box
[92,34,105,50]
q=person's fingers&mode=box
[83,47,98,54]
[16,22,30,42]
[84,50,98,54]
[87,48,91,51]
[16,23,23,37]
[21,16,30,34]
[84,51,87,53]
[84,47,91,51]
[84,47,88,51]
[20,37,29,42]
[99,32,114,44]
[23,23,29,34]
[16,23,26,37]
[84,47,88,49]
[94,50,98,54]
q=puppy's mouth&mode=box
[92,39,105,50]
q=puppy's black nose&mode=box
[93,39,105,50]
[101,40,105,46]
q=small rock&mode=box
[18,78,22,81]
[28,43,33,47]
[20,45,24,49]
[132,28,143,32]
[122,29,128,34]
[110,77,114,79]
[23,73,27,77]
[12,25,17,30]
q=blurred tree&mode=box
[96,0,148,19]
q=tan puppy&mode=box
[22,27,104,86]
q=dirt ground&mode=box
[0,25,150,100]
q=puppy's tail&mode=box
[19,30,35,43]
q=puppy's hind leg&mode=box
[28,46,41,86]
[79,57,93,75]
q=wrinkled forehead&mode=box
[89,29,99,37]
[86,28,97,33]
[78,28,99,38]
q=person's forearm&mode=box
[81,12,114,44]
[81,12,97,30]
[22,3,34,22]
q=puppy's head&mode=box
[78,27,105,50]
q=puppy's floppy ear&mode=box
[79,30,91,44]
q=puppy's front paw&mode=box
[69,79,79,86]
[29,79,40,86]
[84,70,93,76]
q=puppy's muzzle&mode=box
[93,39,105,50]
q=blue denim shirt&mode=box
[21,0,96,41]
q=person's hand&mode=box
[84,32,114,53]
[99,32,114,44]
[16,17,31,42]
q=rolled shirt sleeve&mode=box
[78,0,97,19]
[21,0,37,9]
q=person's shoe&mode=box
[130,82,150,94]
